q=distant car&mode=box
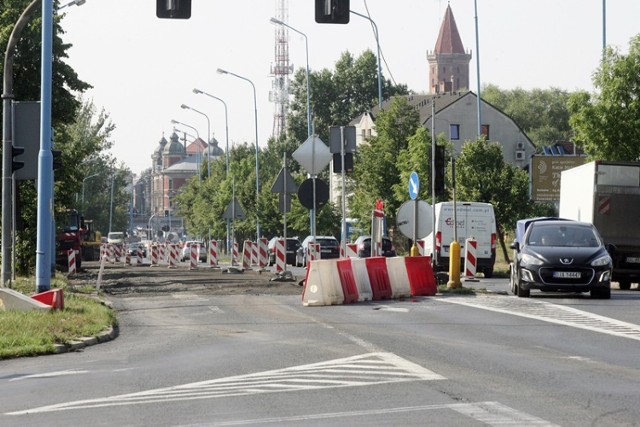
[510,219,612,299]
[296,236,340,267]
[107,231,125,245]
[127,243,147,258]
[354,236,396,258]
[268,237,301,266]
[180,241,207,262]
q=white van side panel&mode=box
[423,202,496,263]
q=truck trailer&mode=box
[559,160,640,289]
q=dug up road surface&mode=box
[70,261,305,297]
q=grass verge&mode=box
[0,274,115,360]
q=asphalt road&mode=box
[1,261,639,426]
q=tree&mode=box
[453,140,553,263]
[287,50,407,145]
[349,97,420,235]
[568,34,640,161]
[481,84,573,147]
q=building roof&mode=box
[434,4,466,55]
[163,132,185,156]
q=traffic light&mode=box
[156,0,191,19]
[434,145,446,197]
[52,150,62,170]
[333,153,353,173]
[315,0,350,24]
[11,145,25,173]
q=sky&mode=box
[59,0,640,175]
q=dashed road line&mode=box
[441,295,640,341]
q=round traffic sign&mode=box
[396,200,432,239]
[297,178,329,210]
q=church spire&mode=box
[427,4,472,94]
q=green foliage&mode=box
[568,34,640,161]
[0,276,115,359]
[350,97,426,236]
[482,84,573,147]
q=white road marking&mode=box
[9,369,89,382]
[441,295,640,341]
[6,352,444,415]
[198,402,558,426]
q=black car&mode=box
[127,243,147,258]
[510,219,612,299]
[268,237,301,266]
[354,236,396,258]
[296,236,340,267]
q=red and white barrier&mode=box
[242,240,252,269]
[258,238,268,268]
[189,244,198,269]
[209,240,218,267]
[151,245,159,266]
[251,241,259,266]
[341,242,358,258]
[307,242,321,266]
[302,256,437,306]
[302,260,344,306]
[67,249,76,274]
[232,241,239,266]
[167,244,178,268]
[136,247,143,266]
[416,240,425,256]
[464,238,477,278]
[275,238,286,272]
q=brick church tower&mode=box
[427,4,472,94]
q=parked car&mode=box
[354,236,396,258]
[510,219,612,299]
[180,241,207,262]
[296,236,340,267]
[127,242,147,258]
[268,237,301,266]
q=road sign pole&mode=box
[411,199,419,256]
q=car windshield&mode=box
[527,224,599,247]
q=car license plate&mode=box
[626,257,640,263]
[553,271,581,279]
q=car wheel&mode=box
[516,284,530,298]
[618,280,631,290]
[591,287,611,299]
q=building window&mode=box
[450,124,460,140]
[168,179,173,190]
[481,125,490,140]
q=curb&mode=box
[53,325,119,354]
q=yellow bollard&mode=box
[447,240,462,289]
[410,243,420,257]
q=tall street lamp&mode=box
[58,0,86,11]
[216,68,260,240]
[193,88,229,175]
[349,10,382,109]
[171,119,202,183]
[269,17,311,138]
[181,103,211,178]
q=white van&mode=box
[107,232,125,245]
[423,202,496,277]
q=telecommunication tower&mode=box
[270,0,293,139]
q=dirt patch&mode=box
[69,262,304,297]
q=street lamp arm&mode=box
[349,10,382,108]
[193,88,230,174]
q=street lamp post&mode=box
[193,88,231,254]
[171,119,202,183]
[349,10,382,109]
[193,88,229,174]
[216,68,261,240]
[269,18,311,138]
[181,104,211,178]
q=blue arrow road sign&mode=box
[409,172,419,200]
